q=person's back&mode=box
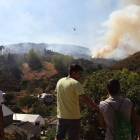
[99,79,140,140]
[100,96,132,140]
[56,77,85,119]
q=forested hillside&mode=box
[0,47,116,92]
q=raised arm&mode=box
[131,105,140,140]
[79,94,99,110]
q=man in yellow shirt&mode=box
[55,64,98,140]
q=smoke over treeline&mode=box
[2,43,91,59]
[93,0,140,59]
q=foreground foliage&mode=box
[5,130,27,140]
[80,68,140,140]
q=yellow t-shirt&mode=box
[55,77,85,119]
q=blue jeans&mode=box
[55,118,81,140]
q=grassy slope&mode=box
[107,51,140,74]
[21,61,58,80]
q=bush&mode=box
[5,130,27,140]
[26,49,43,70]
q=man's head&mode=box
[68,64,83,81]
[107,79,120,95]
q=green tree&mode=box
[7,53,22,79]
[4,93,14,105]
[26,49,42,70]
[18,95,38,112]
[45,126,56,140]
[30,102,56,117]
[75,58,98,73]
[11,105,22,113]
[52,55,75,76]
[20,79,28,89]
[40,78,48,92]
[5,130,27,140]
[97,64,102,70]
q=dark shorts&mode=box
[55,118,81,140]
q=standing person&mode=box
[55,64,98,140]
[99,79,140,140]
[0,90,4,140]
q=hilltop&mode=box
[3,43,91,59]
[107,51,140,74]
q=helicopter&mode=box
[73,28,76,34]
[73,28,76,31]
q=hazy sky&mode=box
[0,0,119,48]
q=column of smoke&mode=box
[93,0,140,59]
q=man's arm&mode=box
[99,110,106,130]
[131,105,140,140]
[0,105,4,140]
[79,94,99,110]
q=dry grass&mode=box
[21,61,58,80]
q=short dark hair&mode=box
[69,64,83,76]
[107,79,120,95]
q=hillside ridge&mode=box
[107,51,140,73]
[3,43,91,59]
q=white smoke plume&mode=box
[93,1,140,59]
